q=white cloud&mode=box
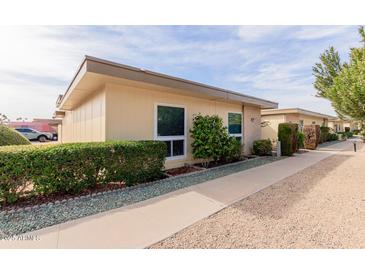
[231,26,362,116]
[0,25,360,120]
[231,56,337,115]
[291,25,351,40]
[237,25,291,42]
[0,26,243,119]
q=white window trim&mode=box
[154,103,187,160]
[299,120,304,131]
[228,111,243,143]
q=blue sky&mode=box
[0,25,361,120]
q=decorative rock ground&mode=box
[0,156,283,237]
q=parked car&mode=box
[52,133,58,141]
[15,128,53,142]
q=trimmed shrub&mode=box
[278,123,299,156]
[297,132,305,148]
[0,145,34,203]
[0,141,166,204]
[0,125,31,146]
[223,137,242,162]
[253,139,272,156]
[319,126,330,143]
[338,131,354,138]
[326,133,339,141]
[190,114,241,165]
[345,131,354,138]
[303,125,320,149]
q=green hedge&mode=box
[0,125,31,146]
[319,126,339,143]
[328,133,339,141]
[252,139,272,156]
[0,141,166,204]
[337,131,353,139]
[319,126,330,143]
[297,132,305,148]
[278,123,299,156]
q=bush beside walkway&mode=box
[0,141,166,204]
[0,125,30,146]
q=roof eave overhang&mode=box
[58,58,88,110]
[58,56,278,111]
[262,108,336,120]
[53,111,66,119]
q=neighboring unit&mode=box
[54,56,277,168]
[328,118,361,132]
[261,108,336,141]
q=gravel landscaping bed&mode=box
[0,156,283,237]
[152,144,365,248]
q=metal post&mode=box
[277,141,281,157]
[353,141,357,152]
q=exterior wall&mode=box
[328,121,335,131]
[284,113,300,123]
[261,113,329,140]
[329,120,361,132]
[337,122,344,132]
[328,121,344,132]
[350,121,361,130]
[323,119,329,127]
[343,122,351,130]
[104,83,261,169]
[60,89,106,143]
[243,105,261,154]
[58,124,62,142]
[298,114,327,127]
[343,121,360,130]
[261,114,285,141]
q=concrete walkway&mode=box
[0,140,355,248]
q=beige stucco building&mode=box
[54,56,277,168]
[328,118,361,132]
[328,118,344,133]
[261,108,336,141]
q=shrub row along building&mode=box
[54,56,358,168]
[261,108,336,141]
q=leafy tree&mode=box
[190,114,241,166]
[16,117,28,122]
[0,113,9,125]
[312,26,365,122]
[312,47,343,98]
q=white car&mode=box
[15,128,53,142]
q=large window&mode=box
[156,104,185,159]
[228,112,243,143]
